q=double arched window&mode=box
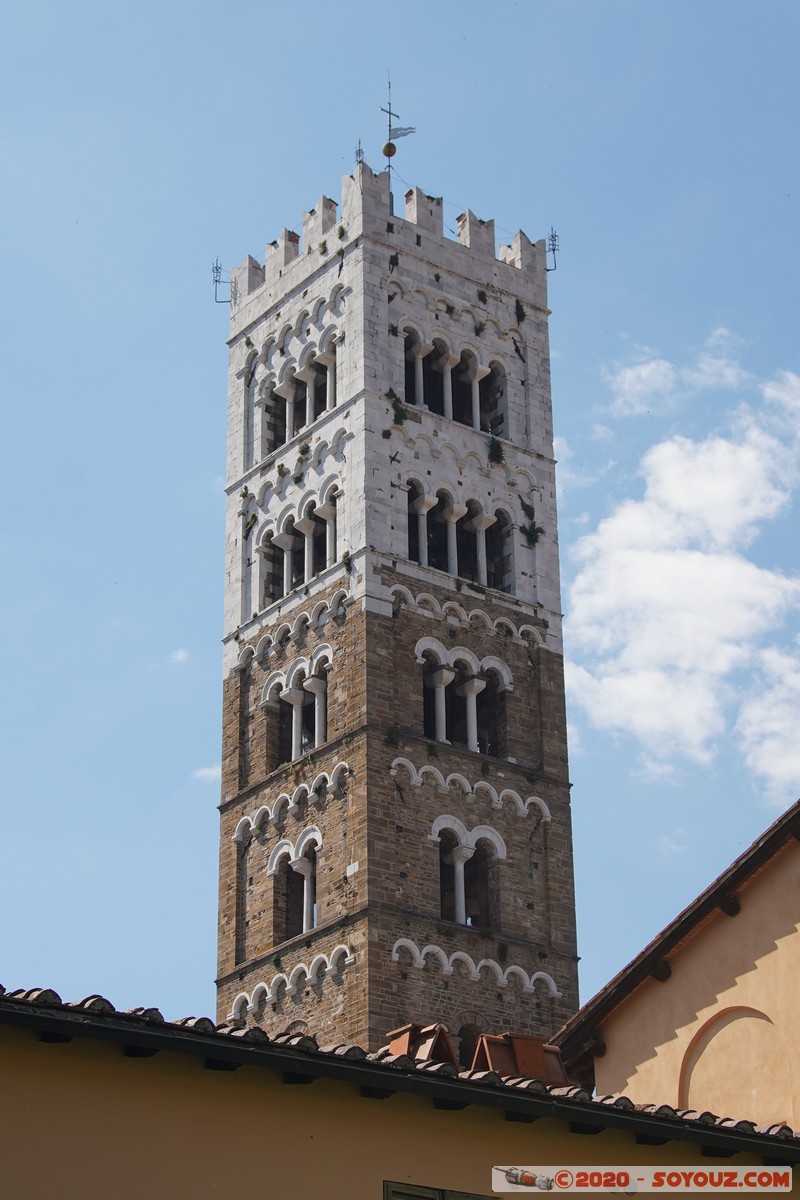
[407,482,514,593]
[263,649,331,767]
[267,828,322,942]
[402,328,506,436]
[433,817,506,929]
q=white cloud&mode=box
[565,369,800,777]
[168,648,189,665]
[659,831,688,858]
[736,643,800,804]
[604,330,754,417]
[605,357,678,416]
[192,764,221,782]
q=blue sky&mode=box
[1,0,798,1020]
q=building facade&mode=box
[555,799,800,1128]
[216,163,579,1052]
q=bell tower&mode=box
[216,163,579,1053]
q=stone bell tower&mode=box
[216,162,579,1055]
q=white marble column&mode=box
[409,493,437,566]
[471,514,496,587]
[458,676,487,753]
[439,353,458,422]
[273,530,296,596]
[315,496,337,567]
[444,504,467,575]
[303,675,327,747]
[428,665,455,742]
[295,514,317,583]
[289,856,315,931]
[280,686,305,759]
[450,844,475,925]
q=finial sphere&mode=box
[382,141,397,159]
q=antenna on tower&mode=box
[355,138,364,165]
[212,258,236,306]
[546,228,559,272]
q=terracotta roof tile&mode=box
[69,995,115,1013]
[173,1016,216,1033]
[124,1006,164,1023]
[317,1043,368,1059]
[1,983,798,1154]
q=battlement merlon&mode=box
[229,161,549,335]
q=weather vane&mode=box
[380,73,415,186]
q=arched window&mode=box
[437,827,500,929]
[464,842,493,928]
[427,490,454,573]
[293,376,308,434]
[261,383,287,458]
[259,532,284,608]
[456,501,481,583]
[457,1023,482,1070]
[275,686,294,766]
[479,361,506,435]
[403,329,423,406]
[486,509,513,593]
[310,361,327,421]
[422,339,447,417]
[476,669,507,758]
[271,836,319,943]
[321,339,337,409]
[452,350,476,427]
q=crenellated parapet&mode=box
[230,162,549,340]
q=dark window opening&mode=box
[486,511,512,593]
[456,502,480,583]
[311,363,327,420]
[310,507,327,576]
[261,535,283,606]
[464,843,492,928]
[276,693,293,766]
[446,672,468,747]
[428,492,450,573]
[422,346,445,416]
[283,859,305,941]
[479,363,506,435]
[300,690,315,753]
[457,1023,481,1070]
[293,379,308,433]
[476,673,507,758]
[404,332,419,405]
[262,387,287,456]
[452,352,474,426]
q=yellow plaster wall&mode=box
[594,840,800,1126]
[0,1024,781,1200]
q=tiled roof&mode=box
[1,982,799,1159]
[554,796,800,1072]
